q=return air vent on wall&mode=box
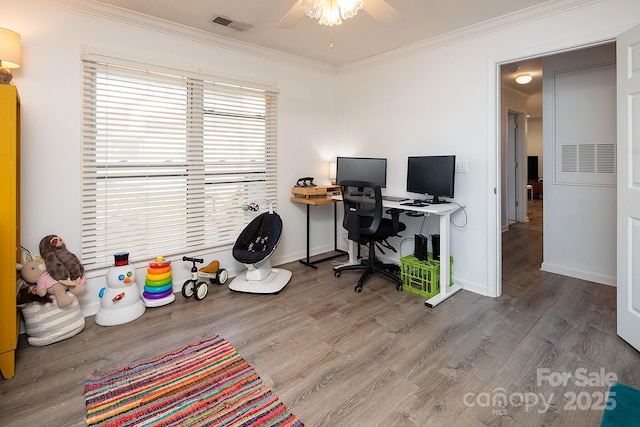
[561,143,615,174]
[211,15,253,32]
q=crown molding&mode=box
[41,0,606,76]
[40,0,339,75]
[339,0,605,73]
[502,84,534,99]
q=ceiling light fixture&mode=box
[515,74,533,85]
[301,0,364,26]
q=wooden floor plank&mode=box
[1,201,639,426]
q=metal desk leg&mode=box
[299,203,347,269]
[424,211,463,307]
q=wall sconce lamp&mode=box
[329,162,337,185]
[515,74,532,85]
[0,27,22,84]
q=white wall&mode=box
[4,0,639,314]
[541,44,617,285]
[4,0,340,315]
[336,0,639,296]
[527,118,543,180]
[335,41,501,296]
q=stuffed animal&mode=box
[15,249,48,305]
[16,260,76,309]
[39,235,86,288]
[16,282,53,305]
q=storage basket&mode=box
[400,253,453,299]
[19,293,85,346]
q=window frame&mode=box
[81,54,279,271]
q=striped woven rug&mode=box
[85,335,304,426]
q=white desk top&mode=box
[383,199,460,215]
[332,194,460,216]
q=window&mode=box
[81,57,278,271]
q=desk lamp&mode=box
[329,162,337,185]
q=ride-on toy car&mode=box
[181,256,228,300]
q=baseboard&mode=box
[457,279,488,296]
[541,262,616,287]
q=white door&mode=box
[507,113,517,221]
[617,24,640,352]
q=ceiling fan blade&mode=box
[362,0,402,25]
[277,0,305,29]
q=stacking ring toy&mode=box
[144,282,173,294]
[146,271,171,281]
[147,265,171,275]
[143,289,173,299]
[145,276,172,287]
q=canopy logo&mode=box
[462,368,618,414]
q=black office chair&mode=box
[334,180,406,293]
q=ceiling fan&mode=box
[277,0,402,28]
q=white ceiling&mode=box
[93,0,550,67]
[501,57,544,118]
[91,0,545,113]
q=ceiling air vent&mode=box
[211,15,253,32]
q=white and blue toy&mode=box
[95,252,146,326]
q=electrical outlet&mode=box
[455,159,468,174]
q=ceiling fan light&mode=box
[337,0,363,19]
[301,0,364,26]
[515,74,533,84]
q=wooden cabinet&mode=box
[0,85,20,379]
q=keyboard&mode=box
[400,201,430,207]
[382,195,410,202]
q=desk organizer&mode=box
[290,185,340,204]
[400,253,453,299]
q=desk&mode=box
[333,196,463,307]
[291,185,347,269]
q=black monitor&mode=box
[336,157,387,188]
[406,155,456,204]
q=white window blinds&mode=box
[81,59,278,271]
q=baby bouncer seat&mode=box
[228,203,292,294]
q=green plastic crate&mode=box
[400,253,453,299]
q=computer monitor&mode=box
[336,157,387,188]
[406,155,456,204]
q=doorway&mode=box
[495,42,617,297]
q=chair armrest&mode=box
[385,208,405,234]
[346,209,361,241]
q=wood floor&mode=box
[2,201,639,426]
